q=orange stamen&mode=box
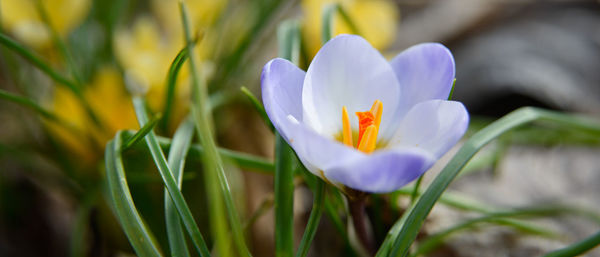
[356,111,374,146]
[357,125,377,153]
[370,100,383,129]
[342,106,353,147]
[340,100,382,154]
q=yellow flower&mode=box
[302,0,399,58]
[0,0,91,48]
[47,67,137,162]
[113,0,227,131]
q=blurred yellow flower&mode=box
[302,0,399,58]
[113,0,227,132]
[48,67,137,162]
[0,0,91,48]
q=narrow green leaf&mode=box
[411,207,569,257]
[34,0,83,85]
[448,78,456,100]
[0,88,59,121]
[179,2,251,257]
[132,97,211,257]
[544,230,600,257]
[274,19,302,257]
[164,118,195,257]
[105,132,163,257]
[409,175,423,205]
[295,180,326,257]
[394,187,558,238]
[0,33,102,127]
[240,86,274,132]
[209,0,283,90]
[388,107,600,257]
[161,48,188,132]
[0,33,78,93]
[274,135,295,257]
[123,131,275,174]
[320,3,359,45]
[121,113,162,152]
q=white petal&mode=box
[389,43,455,114]
[389,100,469,158]
[302,34,401,139]
[261,58,306,142]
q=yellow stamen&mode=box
[370,100,383,129]
[357,125,378,153]
[342,106,353,147]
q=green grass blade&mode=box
[394,187,558,238]
[34,0,83,85]
[321,3,359,45]
[164,118,195,257]
[388,107,600,257]
[132,97,211,257]
[0,88,60,121]
[0,33,78,93]
[409,176,423,205]
[274,19,301,257]
[124,131,275,174]
[105,132,163,257]
[240,86,274,132]
[179,2,251,257]
[161,48,188,132]
[274,135,295,257]
[0,33,102,127]
[411,207,569,257]
[295,180,326,257]
[121,113,162,152]
[543,230,600,257]
[209,0,283,89]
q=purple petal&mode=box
[278,114,363,177]
[261,58,306,142]
[325,148,435,193]
[389,43,455,113]
[389,100,469,158]
[302,34,401,138]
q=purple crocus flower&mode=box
[261,34,469,193]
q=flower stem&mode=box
[349,194,375,256]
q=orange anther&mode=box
[342,106,353,147]
[356,111,374,147]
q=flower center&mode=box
[341,100,382,153]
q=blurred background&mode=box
[0,0,599,256]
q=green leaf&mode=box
[164,118,195,257]
[121,113,162,152]
[0,33,102,127]
[543,230,600,257]
[105,132,163,257]
[387,107,600,257]
[123,131,275,174]
[295,180,326,257]
[161,48,188,132]
[0,33,78,93]
[132,97,211,257]
[274,19,302,257]
[411,206,570,257]
[240,86,274,132]
[179,2,251,257]
[320,3,359,45]
[0,89,58,120]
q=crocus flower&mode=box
[0,0,90,48]
[114,0,227,131]
[302,0,398,58]
[261,35,469,193]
